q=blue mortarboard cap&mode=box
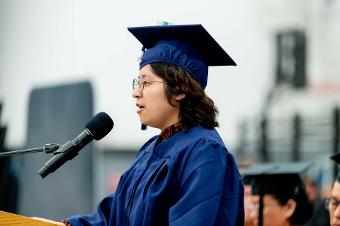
[128,24,236,88]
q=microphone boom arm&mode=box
[0,143,60,157]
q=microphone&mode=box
[141,124,147,130]
[38,112,114,178]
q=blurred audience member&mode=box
[304,172,330,226]
[244,162,313,226]
[327,152,340,226]
[327,178,340,226]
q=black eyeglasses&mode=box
[325,198,340,210]
[132,77,166,91]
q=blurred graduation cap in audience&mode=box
[330,152,340,181]
[243,162,313,226]
[331,152,340,164]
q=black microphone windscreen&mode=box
[86,112,114,140]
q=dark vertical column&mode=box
[18,81,93,219]
[236,121,247,161]
[275,31,306,88]
[0,102,18,212]
[259,117,268,162]
[292,114,301,161]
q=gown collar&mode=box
[158,121,182,143]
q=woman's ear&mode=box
[175,94,186,101]
[284,199,297,219]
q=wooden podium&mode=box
[0,211,60,225]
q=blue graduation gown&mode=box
[67,125,244,226]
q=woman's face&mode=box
[250,194,294,226]
[132,64,181,130]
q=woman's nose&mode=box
[132,88,142,98]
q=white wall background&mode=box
[3,0,338,152]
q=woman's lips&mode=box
[136,103,144,113]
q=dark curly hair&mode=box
[149,62,219,130]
